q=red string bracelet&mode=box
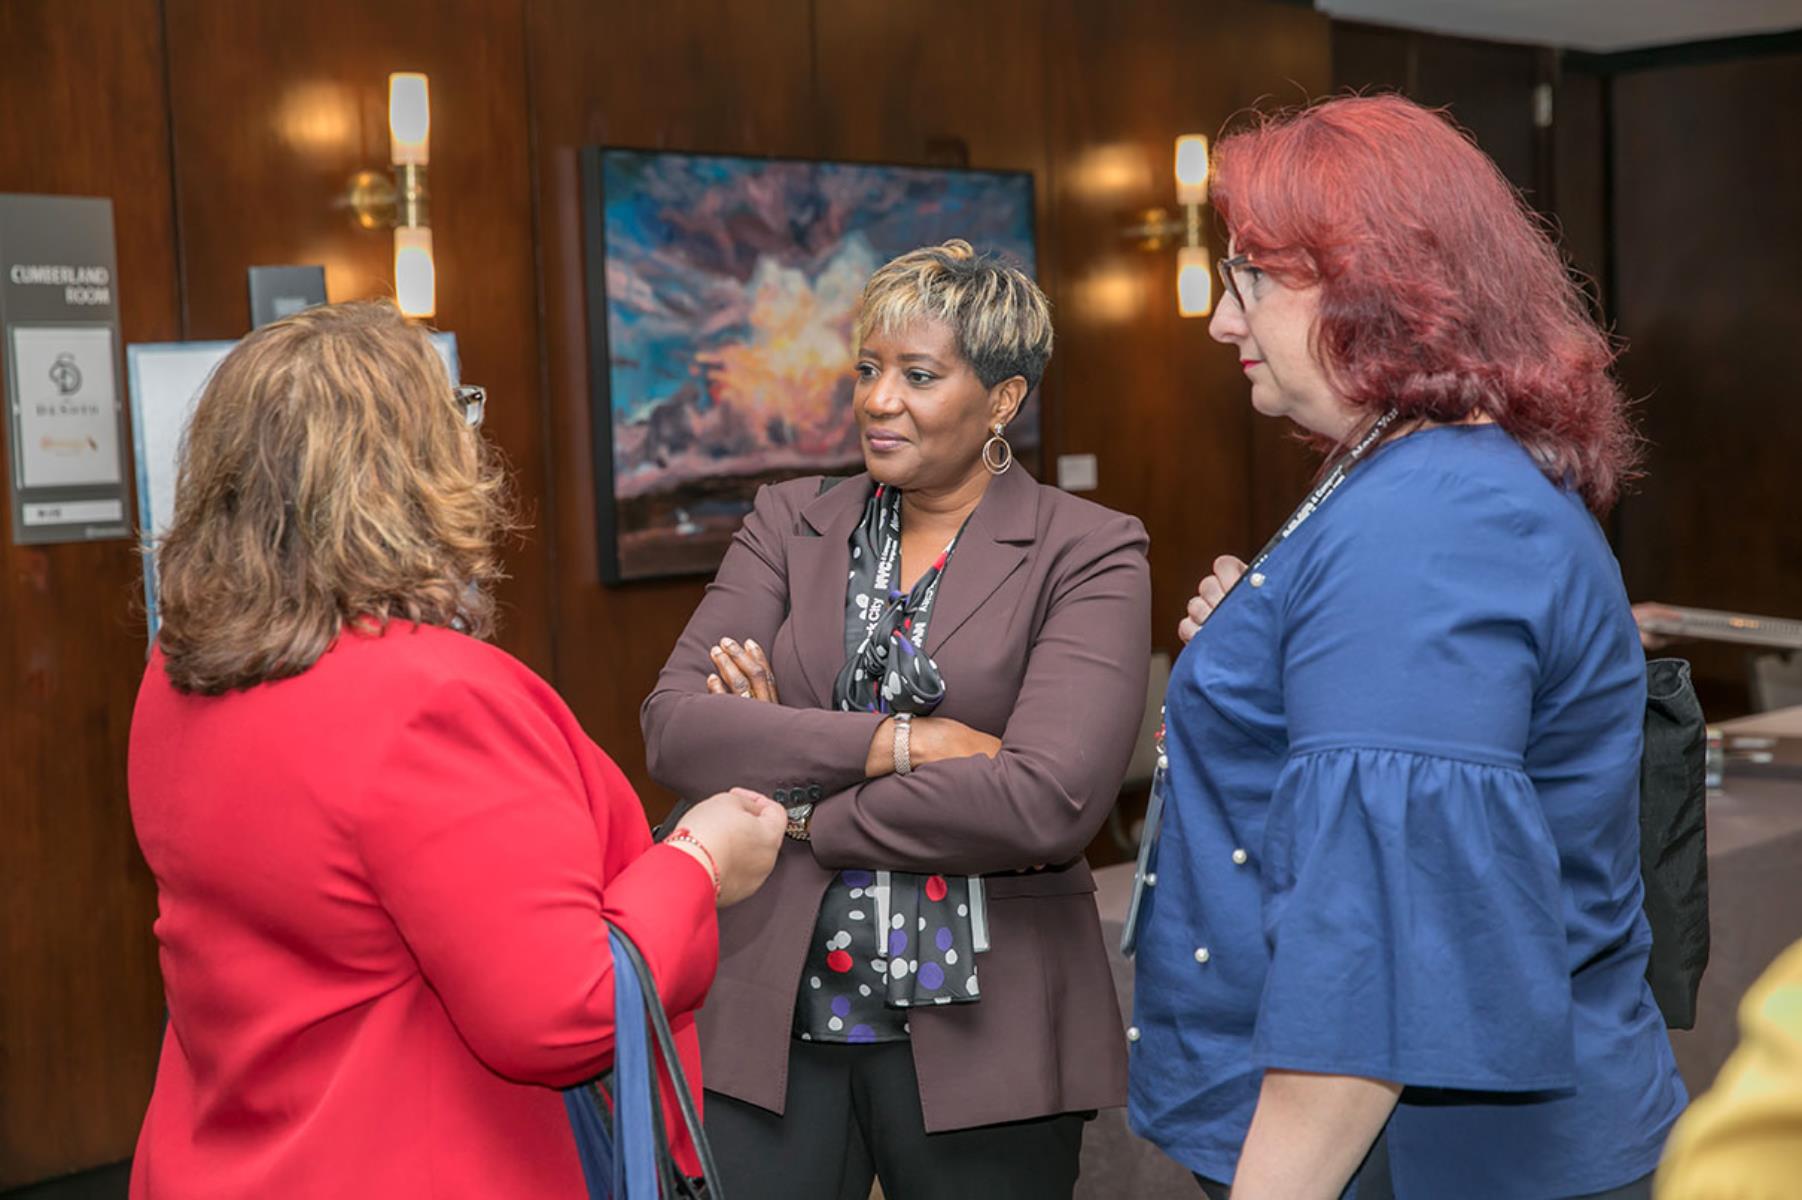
[666,827,722,899]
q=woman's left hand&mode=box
[707,637,780,704]
[1178,555,1248,644]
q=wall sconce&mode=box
[343,72,434,318]
[1121,134,1212,318]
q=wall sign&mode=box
[0,194,133,544]
[247,264,327,329]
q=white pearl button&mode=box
[1157,754,1169,770]
[1194,947,1211,964]
[1145,872,1158,887]
[1232,848,1248,865]
[1249,572,1266,588]
[1127,1025,1141,1042]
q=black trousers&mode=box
[705,1039,1087,1200]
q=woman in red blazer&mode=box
[128,300,784,1198]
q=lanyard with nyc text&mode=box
[1244,406,1401,576]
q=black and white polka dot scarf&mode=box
[827,484,982,1013]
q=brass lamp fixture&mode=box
[1121,134,1212,318]
[343,72,435,318]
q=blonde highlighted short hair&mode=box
[854,239,1053,391]
[155,301,513,695]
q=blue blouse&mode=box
[1128,425,1687,1198]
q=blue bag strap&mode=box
[564,923,722,1199]
[563,1082,615,1197]
[610,926,661,1199]
[562,929,658,1200]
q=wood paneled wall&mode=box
[1331,21,1554,205]
[0,1,177,1185]
[14,2,1791,1187]
[531,0,1332,812]
[528,0,820,815]
[1050,0,1331,636]
[161,0,554,673]
[1,0,1333,1183]
[1610,52,1802,714]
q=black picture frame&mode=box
[579,146,1039,585]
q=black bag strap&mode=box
[651,801,694,844]
[606,920,724,1198]
[1638,657,1710,1029]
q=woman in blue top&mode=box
[1128,94,1686,1199]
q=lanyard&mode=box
[854,488,963,665]
[1245,407,1400,576]
[863,535,958,651]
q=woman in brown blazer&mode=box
[641,240,1151,1199]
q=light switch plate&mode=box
[1056,453,1098,492]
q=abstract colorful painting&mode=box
[581,147,1038,583]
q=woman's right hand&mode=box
[668,787,786,907]
[1178,555,1248,644]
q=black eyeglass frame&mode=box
[454,384,487,429]
[1218,253,1257,311]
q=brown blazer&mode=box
[641,464,1150,1132]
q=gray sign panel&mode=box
[247,264,327,329]
[0,194,133,543]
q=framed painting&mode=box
[580,147,1038,584]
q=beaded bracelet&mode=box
[666,827,722,899]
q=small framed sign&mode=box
[0,193,133,544]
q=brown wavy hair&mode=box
[155,301,512,694]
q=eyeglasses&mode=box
[454,384,486,429]
[1218,253,1259,311]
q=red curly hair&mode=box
[1211,93,1638,511]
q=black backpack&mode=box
[1639,657,1710,1029]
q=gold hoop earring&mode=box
[982,423,1013,475]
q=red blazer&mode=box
[128,623,717,1198]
